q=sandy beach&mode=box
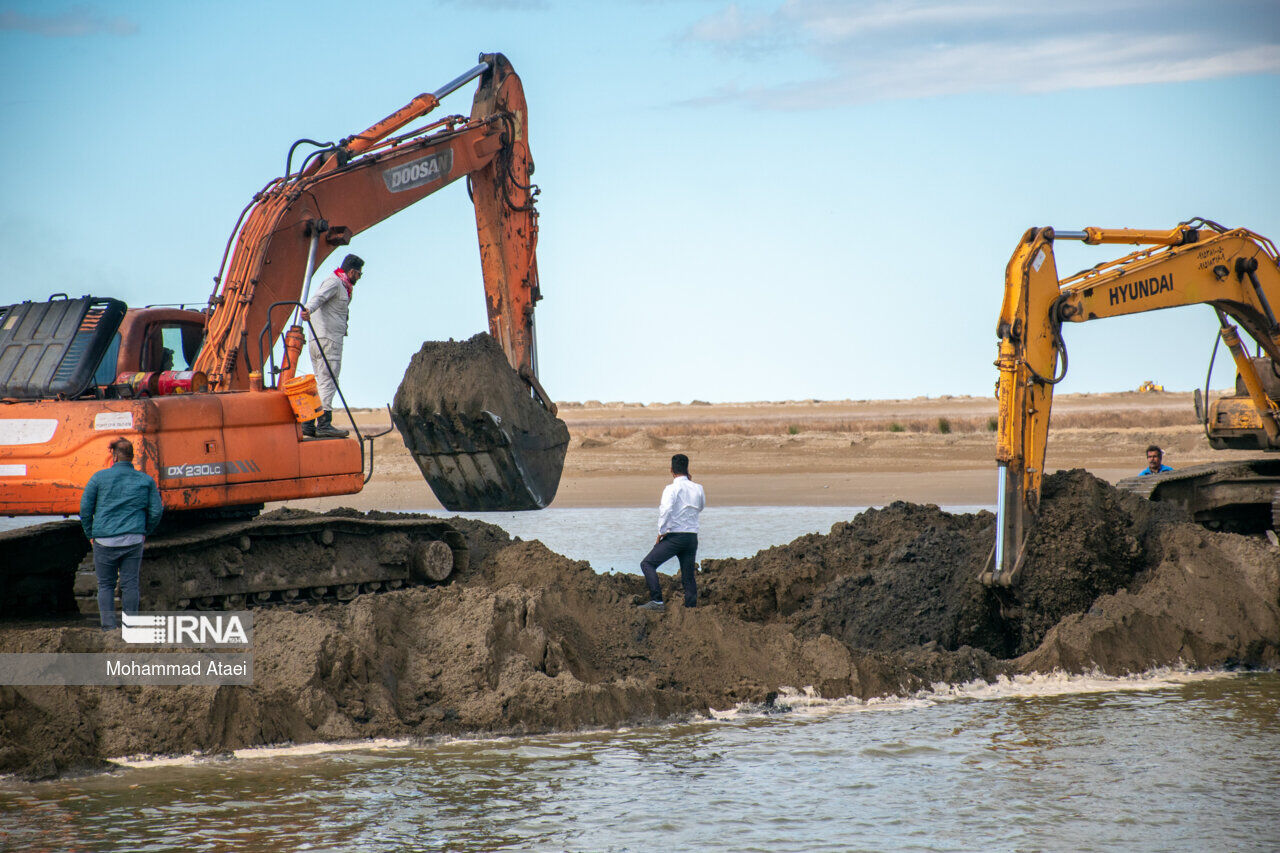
[281,390,1252,511]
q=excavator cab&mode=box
[140,320,204,374]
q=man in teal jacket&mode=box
[80,437,163,628]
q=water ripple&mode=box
[2,673,1277,852]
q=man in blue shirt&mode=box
[80,437,163,628]
[1139,444,1174,476]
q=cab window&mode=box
[144,323,204,372]
[93,332,122,385]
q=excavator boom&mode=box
[987,219,1280,585]
[188,52,564,509]
[195,53,545,396]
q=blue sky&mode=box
[2,1,1277,406]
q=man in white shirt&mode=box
[638,454,705,612]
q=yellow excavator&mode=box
[984,218,1280,586]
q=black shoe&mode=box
[302,418,317,438]
[313,410,349,439]
[638,600,665,612]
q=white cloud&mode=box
[687,3,775,45]
[683,0,1280,107]
[0,4,137,37]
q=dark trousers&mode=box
[640,532,698,606]
[94,542,143,628]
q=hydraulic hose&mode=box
[1026,295,1070,386]
[1203,329,1220,441]
[285,138,336,178]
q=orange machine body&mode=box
[0,388,361,516]
[0,301,359,515]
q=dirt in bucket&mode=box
[390,333,570,509]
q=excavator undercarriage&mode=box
[0,512,467,618]
[1115,460,1280,534]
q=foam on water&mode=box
[102,666,1239,774]
[111,736,414,770]
[709,666,1238,720]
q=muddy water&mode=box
[2,672,1276,852]
[441,505,992,571]
[0,506,997,571]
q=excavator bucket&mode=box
[390,333,568,511]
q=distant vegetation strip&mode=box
[572,409,1198,439]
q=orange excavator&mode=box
[0,54,566,616]
[986,218,1280,586]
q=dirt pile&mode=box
[1006,471,1182,654]
[702,470,1279,670]
[700,502,998,650]
[0,536,883,779]
[2,471,1277,779]
[390,333,569,510]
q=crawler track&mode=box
[1116,459,1280,533]
[1,513,467,618]
[0,520,87,618]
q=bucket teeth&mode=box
[392,409,567,511]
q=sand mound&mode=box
[610,431,667,450]
[2,471,1277,779]
[0,538,873,778]
[703,470,1278,670]
[1019,522,1280,673]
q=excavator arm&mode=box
[194,53,545,400]
[986,219,1280,585]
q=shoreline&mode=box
[5,667,1237,783]
[276,468,1127,513]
